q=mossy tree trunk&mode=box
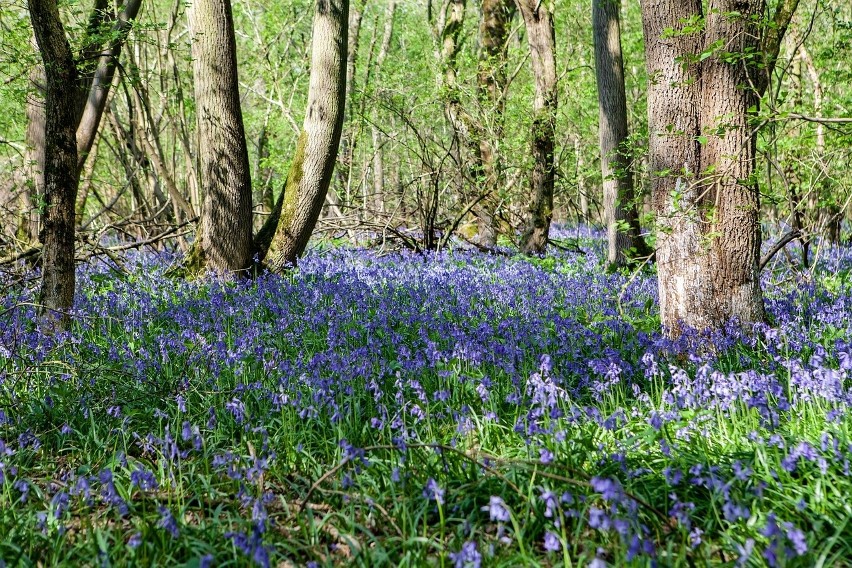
[264,0,349,271]
[475,0,515,246]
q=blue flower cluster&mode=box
[1,233,852,565]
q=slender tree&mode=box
[641,0,799,334]
[593,0,648,267]
[262,0,349,271]
[76,0,142,170]
[186,0,254,275]
[369,0,398,216]
[20,56,45,244]
[27,0,80,328]
[476,0,515,246]
[516,0,557,255]
[435,0,475,203]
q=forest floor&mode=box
[1,228,851,567]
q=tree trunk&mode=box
[28,0,80,329]
[593,0,649,267]
[644,0,714,333]
[186,0,254,275]
[335,1,363,209]
[20,57,45,244]
[263,0,349,271]
[436,0,479,203]
[698,1,766,326]
[575,134,589,223]
[75,0,143,172]
[516,0,556,255]
[642,0,797,334]
[370,1,397,217]
[476,0,514,246]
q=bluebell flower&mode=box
[448,541,481,568]
[157,506,180,538]
[423,478,444,505]
[543,531,561,552]
[482,496,510,522]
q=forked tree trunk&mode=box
[28,0,80,329]
[263,0,349,271]
[476,0,514,246]
[593,0,649,267]
[516,0,556,255]
[642,0,798,334]
[186,0,254,275]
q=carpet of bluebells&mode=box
[2,228,852,567]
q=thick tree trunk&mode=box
[516,0,556,255]
[28,0,80,329]
[698,1,766,326]
[642,0,796,334]
[264,0,349,271]
[593,0,648,267]
[642,0,706,333]
[187,0,254,275]
[476,0,514,246]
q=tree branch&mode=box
[760,229,801,271]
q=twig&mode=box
[786,113,852,125]
[547,238,585,254]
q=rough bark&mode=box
[699,1,766,326]
[187,0,254,275]
[643,0,711,333]
[516,0,556,255]
[264,0,349,271]
[593,0,649,267]
[28,0,80,329]
[476,0,514,245]
[641,0,796,335]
